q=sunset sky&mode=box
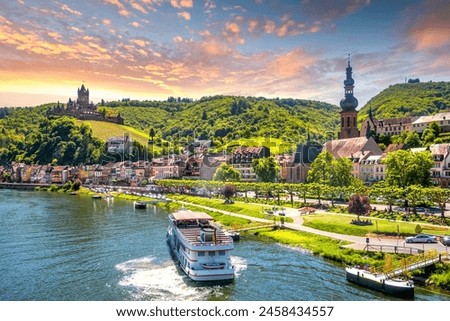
[0,0,449,107]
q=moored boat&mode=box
[166,209,235,282]
[345,266,414,299]
[134,201,147,209]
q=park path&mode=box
[173,199,448,253]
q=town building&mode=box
[199,154,228,180]
[107,134,133,155]
[429,143,450,187]
[229,146,270,182]
[280,139,322,183]
[323,136,383,178]
[411,112,450,134]
[360,108,414,138]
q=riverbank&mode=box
[31,186,450,294]
[162,193,450,294]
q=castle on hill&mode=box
[47,84,124,125]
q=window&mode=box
[218,251,226,256]
[198,251,205,257]
[209,251,215,257]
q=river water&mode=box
[0,189,448,301]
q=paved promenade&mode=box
[175,200,449,255]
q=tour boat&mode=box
[345,266,414,299]
[166,209,235,282]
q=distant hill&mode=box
[0,96,340,165]
[358,81,450,122]
[107,96,341,150]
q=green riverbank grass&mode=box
[168,194,293,223]
[303,213,450,237]
[248,227,392,270]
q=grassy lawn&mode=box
[75,120,152,146]
[249,228,398,270]
[169,194,293,223]
[303,213,450,237]
[161,198,269,231]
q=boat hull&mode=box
[166,211,235,282]
[346,268,414,299]
[166,233,234,282]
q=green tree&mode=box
[307,151,334,185]
[426,187,450,219]
[370,181,403,212]
[149,128,155,143]
[405,185,426,214]
[252,156,280,182]
[421,121,441,146]
[213,163,241,182]
[384,150,433,188]
[404,131,421,148]
[308,151,354,197]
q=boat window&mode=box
[198,251,205,257]
[218,251,225,256]
[209,251,215,257]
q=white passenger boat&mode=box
[166,210,235,282]
[345,266,414,299]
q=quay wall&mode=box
[0,182,62,190]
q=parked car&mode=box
[441,236,450,246]
[405,234,437,243]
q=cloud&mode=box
[246,16,316,37]
[170,0,193,9]
[223,21,245,44]
[300,0,371,20]
[177,11,191,20]
[60,4,82,16]
[406,0,450,51]
[103,0,131,17]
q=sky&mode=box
[0,0,449,108]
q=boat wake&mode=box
[116,255,247,301]
[231,256,247,277]
[116,256,205,300]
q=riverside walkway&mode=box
[173,199,449,255]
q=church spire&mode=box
[338,55,360,139]
[339,54,358,111]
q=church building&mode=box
[338,55,360,139]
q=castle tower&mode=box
[77,84,89,109]
[338,55,359,139]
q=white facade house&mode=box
[359,155,385,185]
[412,112,450,134]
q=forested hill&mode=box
[358,81,450,121]
[107,96,340,145]
[0,96,340,165]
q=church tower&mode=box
[77,84,89,109]
[338,55,359,139]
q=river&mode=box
[0,189,448,301]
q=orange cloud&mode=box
[60,4,82,16]
[177,11,191,20]
[170,0,193,9]
[103,0,130,17]
[408,1,450,51]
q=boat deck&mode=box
[178,227,233,246]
